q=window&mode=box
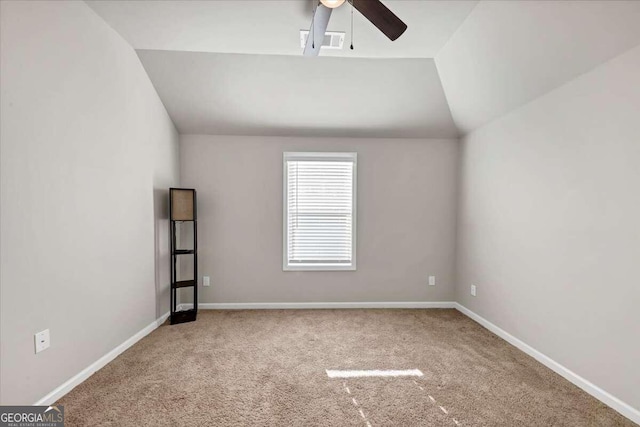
[283,152,357,271]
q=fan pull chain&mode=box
[312,1,316,49]
[350,0,354,50]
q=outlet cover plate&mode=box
[35,329,50,353]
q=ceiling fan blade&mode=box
[350,0,407,41]
[303,4,333,56]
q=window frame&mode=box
[282,151,357,272]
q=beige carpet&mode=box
[58,309,636,426]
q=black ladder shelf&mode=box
[169,188,198,325]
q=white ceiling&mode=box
[436,0,640,133]
[86,0,478,59]
[88,0,640,137]
[137,50,459,138]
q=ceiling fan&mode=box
[303,0,407,56]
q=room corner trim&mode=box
[454,303,640,425]
[177,301,456,310]
[33,311,170,406]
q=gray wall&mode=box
[180,135,458,303]
[0,1,179,404]
[455,44,640,410]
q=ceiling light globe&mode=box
[320,0,346,9]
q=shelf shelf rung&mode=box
[173,249,195,255]
[172,280,195,289]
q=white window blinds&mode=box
[284,152,357,271]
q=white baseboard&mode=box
[155,311,170,327]
[454,303,640,425]
[34,311,170,406]
[177,301,456,310]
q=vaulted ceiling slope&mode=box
[136,51,459,138]
[88,1,640,138]
[436,0,640,134]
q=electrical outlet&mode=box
[35,329,50,354]
[471,284,477,297]
[203,276,210,287]
[428,276,436,286]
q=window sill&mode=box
[283,264,356,272]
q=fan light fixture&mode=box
[304,0,407,56]
[320,0,346,8]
